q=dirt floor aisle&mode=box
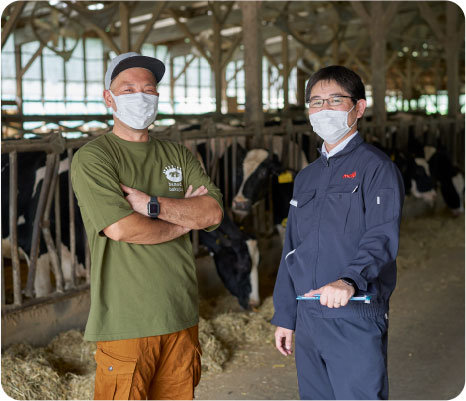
[195,212,465,400]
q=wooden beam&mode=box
[213,12,222,113]
[226,62,243,84]
[207,1,222,23]
[220,2,235,25]
[168,9,211,64]
[351,1,370,24]
[19,42,46,79]
[385,51,398,72]
[169,56,174,111]
[341,42,370,79]
[342,36,365,66]
[383,1,399,31]
[66,3,120,54]
[174,55,196,82]
[119,2,131,53]
[133,1,166,52]
[14,44,22,116]
[240,1,263,145]
[445,1,460,116]
[282,31,289,108]
[221,34,242,70]
[263,47,281,72]
[418,2,445,41]
[1,1,26,49]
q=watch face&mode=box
[149,203,159,214]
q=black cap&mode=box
[105,52,165,89]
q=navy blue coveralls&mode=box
[271,134,404,400]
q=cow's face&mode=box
[232,149,282,214]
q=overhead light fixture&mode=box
[88,3,104,10]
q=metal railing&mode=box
[2,114,464,312]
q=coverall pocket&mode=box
[324,184,360,233]
[94,347,137,400]
[372,188,395,226]
[294,190,316,239]
[193,343,202,388]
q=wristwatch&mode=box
[340,277,358,292]
[147,196,160,219]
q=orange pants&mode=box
[94,325,202,400]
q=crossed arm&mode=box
[103,184,223,245]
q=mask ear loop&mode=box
[347,102,358,129]
[108,90,118,111]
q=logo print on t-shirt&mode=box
[163,165,183,192]
[163,165,182,182]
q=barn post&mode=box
[42,153,65,293]
[370,3,387,144]
[418,1,464,117]
[296,48,306,108]
[445,2,461,118]
[54,170,62,272]
[1,1,26,49]
[9,151,22,305]
[352,1,398,146]
[67,148,77,288]
[282,32,289,109]
[14,44,23,124]
[119,2,131,53]
[240,1,264,147]
[169,55,175,112]
[212,4,222,114]
[25,153,56,298]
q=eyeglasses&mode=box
[308,96,355,108]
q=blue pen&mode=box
[296,295,372,304]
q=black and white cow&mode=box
[192,141,261,308]
[1,149,87,298]
[232,137,309,242]
[371,139,437,208]
[198,213,259,309]
[372,135,463,215]
[424,145,464,215]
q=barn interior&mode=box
[1,1,465,399]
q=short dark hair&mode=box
[305,65,366,104]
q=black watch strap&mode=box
[340,277,358,292]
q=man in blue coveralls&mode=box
[271,65,404,400]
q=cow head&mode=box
[232,149,283,215]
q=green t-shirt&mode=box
[71,132,223,341]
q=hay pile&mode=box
[2,330,96,400]
[198,295,275,372]
[1,297,275,399]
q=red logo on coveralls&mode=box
[343,171,357,179]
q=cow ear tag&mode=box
[278,170,293,184]
[281,217,288,228]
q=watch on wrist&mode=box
[340,277,357,292]
[147,196,160,219]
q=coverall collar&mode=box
[318,133,364,165]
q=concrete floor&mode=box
[195,214,465,400]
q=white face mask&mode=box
[109,91,158,130]
[309,104,357,144]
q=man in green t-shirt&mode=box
[71,52,223,400]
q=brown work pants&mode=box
[94,325,202,400]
